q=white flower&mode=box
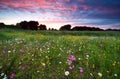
[8,50,11,53]
[58,54,61,56]
[32,59,34,61]
[78,58,81,60]
[65,71,70,76]
[98,72,102,77]
[32,54,34,57]
[0,66,2,69]
[90,73,93,76]
[86,55,89,58]
[59,62,62,64]
[114,74,117,77]
[107,71,109,73]
[37,70,40,73]
[45,56,48,58]
[42,63,46,66]
[1,73,4,76]
[3,76,7,79]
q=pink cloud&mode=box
[102,8,120,14]
[0,0,76,12]
[0,7,7,10]
[78,0,84,2]
[94,6,120,14]
[81,5,90,11]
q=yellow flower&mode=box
[112,61,116,66]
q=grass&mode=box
[0,28,120,79]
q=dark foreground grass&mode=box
[0,28,120,79]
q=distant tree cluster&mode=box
[19,21,46,30]
[0,23,5,29]
[0,23,17,29]
[71,26,103,31]
[0,21,120,31]
[38,24,47,30]
[59,24,71,31]
[48,28,57,31]
[59,24,120,31]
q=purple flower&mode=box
[3,47,7,53]
[79,67,84,73]
[10,73,15,79]
[69,64,75,70]
[69,55,76,61]
[67,59,72,65]
[67,55,76,65]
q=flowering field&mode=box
[0,28,120,79]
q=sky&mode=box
[0,0,120,29]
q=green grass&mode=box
[0,28,120,79]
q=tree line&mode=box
[0,21,120,31]
[59,24,120,31]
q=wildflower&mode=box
[32,54,34,57]
[3,47,7,52]
[79,67,84,73]
[69,55,76,61]
[20,49,24,54]
[86,54,89,58]
[106,71,109,73]
[10,73,15,79]
[114,74,117,77]
[90,73,93,76]
[58,54,61,56]
[69,65,74,70]
[67,59,72,65]
[45,56,48,58]
[65,71,70,76]
[3,76,7,79]
[8,50,11,53]
[0,66,2,69]
[98,72,102,77]
[37,70,40,73]
[1,73,4,76]
[59,62,62,64]
[67,55,76,65]
[85,53,89,59]
[42,63,46,67]
[32,59,34,61]
[19,62,22,65]
[112,61,116,66]
[78,58,81,60]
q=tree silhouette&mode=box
[19,21,39,30]
[71,26,103,31]
[0,23,5,29]
[29,21,39,30]
[20,21,29,29]
[59,24,71,31]
[38,24,47,30]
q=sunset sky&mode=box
[0,0,120,29]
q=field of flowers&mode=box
[0,28,120,79]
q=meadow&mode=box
[0,28,120,79]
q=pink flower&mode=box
[67,55,76,65]
[79,67,84,73]
[69,55,76,61]
[67,59,72,65]
[69,65,75,69]
[10,73,15,79]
